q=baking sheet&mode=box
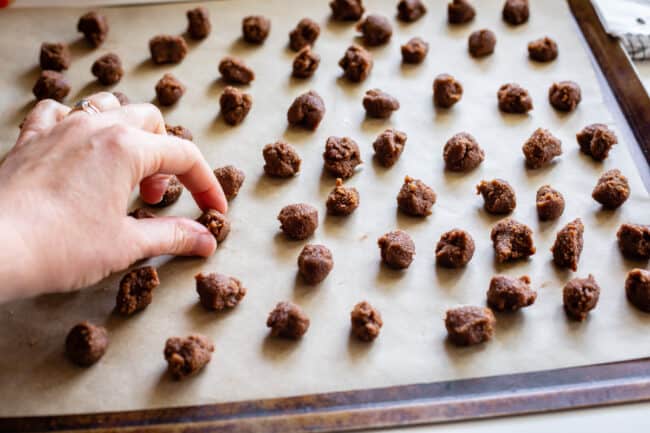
[0,0,649,417]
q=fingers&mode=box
[139,174,171,205]
[98,103,166,135]
[85,92,122,112]
[16,99,70,147]
[128,216,217,258]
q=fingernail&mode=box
[193,232,217,257]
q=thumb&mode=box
[129,216,217,258]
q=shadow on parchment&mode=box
[346,331,376,362]
[374,260,408,291]
[261,333,300,361]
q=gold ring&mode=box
[69,99,100,115]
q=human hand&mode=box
[0,92,227,302]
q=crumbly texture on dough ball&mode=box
[263,141,302,178]
[522,128,562,168]
[323,136,362,179]
[528,36,558,62]
[397,0,427,22]
[287,90,326,130]
[396,176,436,217]
[350,301,383,341]
[339,45,373,82]
[155,73,186,106]
[298,244,334,284]
[149,35,188,64]
[197,209,231,243]
[491,218,536,263]
[401,37,429,64]
[448,0,476,24]
[536,185,565,221]
[502,0,529,25]
[592,169,630,209]
[195,272,246,311]
[433,74,463,108]
[113,91,130,105]
[219,86,252,126]
[445,306,496,346]
[218,56,255,84]
[476,179,516,214]
[330,0,365,21]
[435,229,475,268]
[128,208,155,219]
[152,175,183,207]
[267,301,310,339]
[468,29,496,57]
[164,334,214,380]
[33,70,70,102]
[373,128,407,167]
[497,83,533,114]
[165,124,193,140]
[187,7,211,40]
[443,132,484,171]
[551,218,584,272]
[326,178,359,216]
[277,203,319,240]
[91,53,123,85]
[487,275,537,312]
[356,14,393,46]
[65,321,109,366]
[214,165,245,201]
[116,266,160,315]
[576,123,618,161]
[292,46,321,78]
[377,230,415,269]
[40,42,71,71]
[363,89,400,118]
[563,275,600,321]
[78,11,109,47]
[242,15,271,44]
[617,223,650,259]
[289,18,320,51]
[626,269,650,313]
[549,81,581,112]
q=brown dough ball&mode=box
[267,301,310,339]
[398,0,427,22]
[445,306,495,346]
[197,209,231,243]
[435,229,475,268]
[326,178,360,216]
[592,169,630,209]
[164,334,214,380]
[91,53,123,85]
[153,175,183,207]
[289,18,320,51]
[113,91,130,105]
[549,81,581,112]
[323,136,362,179]
[433,74,463,108]
[242,15,271,44]
[487,275,537,312]
[149,35,188,65]
[219,86,252,126]
[448,0,476,24]
[378,229,415,269]
[339,45,373,82]
[263,141,302,178]
[626,269,650,313]
[165,124,193,140]
[65,321,109,367]
[214,165,245,201]
[330,0,365,21]
[401,37,429,64]
[292,46,321,79]
[468,29,496,57]
[187,7,211,40]
[278,203,319,240]
[363,89,400,119]
[551,218,584,272]
[351,301,383,342]
[563,275,600,321]
[77,11,109,47]
[196,272,246,311]
[497,83,533,114]
[502,0,529,25]
[522,128,562,169]
[128,208,155,219]
[40,42,71,71]
[491,218,536,263]
[528,36,558,62]
[476,179,516,214]
[287,90,326,130]
[116,266,160,315]
[155,73,186,106]
[373,128,407,167]
[32,70,70,102]
[536,185,565,221]
[397,176,436,217]
[297,244,334,284]
[356,14,392,46]
[576,123,618,161]
[617,223,650,260]
[443,132,485,171]
[219,56,255,85]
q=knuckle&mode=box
[34,99,58,111]
[171,223,191,253]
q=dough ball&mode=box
[287,90,326,130]
[356,14,392,46]
[128,208,155,219]
[219,86,252,126]
[563,275,600,321]
[113,91,130,105]
[39,42,71,71]
[187,7,211,40]
[277,203,319,240]
[497,83,533,113]
[443,132,484,171]
[491,218,536,263]
[445,306,495,346]
[363,89,400,118]
[77,11,109,47]
[323,136,362,179]
[592,169,630,209]
[267,301,310,339]
[219,56,255,84]
[576,123,618,161]
[377,229,415,269]
[549,81,581,112]
[522,128,562,169]
[165,124,193,140]
[435,229,475,268]
[397,0,427,22]
[292,46,321,78]
[32,70,70,102]
[330,0,365,21]
[289,18,320,51]
[195,272,246,311]
[502,0,529,25]
[263,141,302,178]
[116,266,160,315]
[326,178,360,216]
[536,185,565,221]
[528,36,558,62]
[214,165,245,201]
[197,209,231,243]
[153,175,183,207]
[448,0,476,24]
[476,179,516,214]
[396,176,436,217]
[487,275,537,312]
[401,37,429,64]
[155,73,185,106]
[433,73,463,108]
[468,29,496,57]
[65,321,108,366]
[616,223,650,260]
[242,15,271,44]
[297,244,334,284]
[626,269,650,313]
[551,218,584,272]
[149,35,188,64]
[91,53,123,85]
[350,301,383,341]
[373,128,407,167]
[164,334,214,380]
[339,45,373,82]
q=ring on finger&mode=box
[69,99,101,116]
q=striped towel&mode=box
[593,0,650,60]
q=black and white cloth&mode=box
[593,0,650,60]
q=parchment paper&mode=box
[0,0,648,417]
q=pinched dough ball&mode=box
[522,128,562,168]
[219,86,252,126]
[187,7,211,40]
[378,229,415,269]
[433,74,463,108]
[617,224,650,259]
[445,306,496,346]
[278,203,319,240]
[326,178,360,216]
[498,83,533,114]
[401,37,429,64]
[40,42,71,71]
[267,301,310,339]
[551,218,584,271]
[339,45,373,82]
[287,90,326,130]
[397,176,436,217]
[397,0,427,22]
[592,169,630,209]
[197,209,231,243]
[363,89,400,118]
[165,124,193,140]
[351,301,383,342]
[33,70,70,102]
[528,36,558,62]
[468,29,496,57]
[357,14,392,46]
[153,175,183,207]
[78,11,109,47]
[214,165,245,201]
[91,53,123,85]
[116,266,160,315]
[443,132,485,171]
[323,136,362,179]
[536,185,565,221]
[448,0,476,24]
[65,321,109,366]
[292,46,321,78]
[502,0,529,25]
[626,269,650,313]
[330,0,365,21]
[113,91,130,105]
[491,218,536,263]
[242,15,271,44]
[195,272,246,311]
[164,334,214,380]
[576,123,618,161]
[476,179,516,214]
[487,275,537,312]
[549,81,581,112]
[373,128,407,167]
[435,229,475,268]
[128,208,155,219]
[149,35,188,64]
[297,244,334,284]
[155,73,185,106]
[219,56,255,85]
[563,275,600,321]
[289,18,320,51]
[263,141,302,178]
